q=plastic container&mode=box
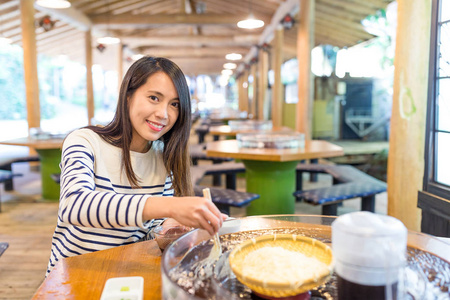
[237,132,305,149]
[228,120,273,131]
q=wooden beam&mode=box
[120,35,259,47]
[20,0,40,129]
[250,63,257,119]
[257,48,268,120]
[34,2,92,31]
[90,13,268,25]
[138,47,248,58]
[296,0,314,140]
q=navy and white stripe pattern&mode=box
[47,129,172,276]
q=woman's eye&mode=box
[149,95,158,101]
[171,102,180,108]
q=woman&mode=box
[47,56,226,276]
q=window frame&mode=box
[418,0,450,236]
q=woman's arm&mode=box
[143,195,227,235]
[58,132,151,229]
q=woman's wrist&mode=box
[142,196,175,221]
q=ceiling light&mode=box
[237,13,264,29]
[225,53,242,60]
[223,63,237,69]
[221,69,233,76]
[36,0,71,9]
[96,36,120,45]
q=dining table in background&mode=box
[0,137,64,201]
[206,139,344,215]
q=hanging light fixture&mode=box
[225,53,242,60]
[237,1,264,29]
[223,62,237,70]
[96,0,120,45]
[97,36,120,45]
[237,13,264,29]
[36,0,71,9]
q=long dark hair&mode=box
[87,56,192,196]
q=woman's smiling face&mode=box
[128,71,180,152]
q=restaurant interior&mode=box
[0,0,449,299]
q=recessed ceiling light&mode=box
[36,0,71,9]
[223,63,237,69]
[225,53,242,60]
[97,36,120,45]
[237,13,264,29]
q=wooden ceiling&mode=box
[0,0,393,75]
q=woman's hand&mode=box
[144,196,228,236]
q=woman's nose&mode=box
[155,103,168,119]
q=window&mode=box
[418,0,450,236]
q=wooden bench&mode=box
[0,155,39,191]
[189,143,232,165]
[0,170,22,212]
[191,162,246,189]
[294,164,387,216]
[194,185,259,215]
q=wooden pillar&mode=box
[387,0,431,231]
[272,25,284,127]
[238,75,244,112]
[20,0,40,130]
[257,48,269,120]
[242,70,250,114]
[250,63,257,119]
[296,0,314,140]
[118,43,123,92]
[85,30,94,125]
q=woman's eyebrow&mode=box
[147,90,179,101]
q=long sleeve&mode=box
[47,129,171,276]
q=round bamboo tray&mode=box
[228,234,333,298]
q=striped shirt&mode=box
[47,129,172,276]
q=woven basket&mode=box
[229,234,333,298]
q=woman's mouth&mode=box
[147,120,164,132]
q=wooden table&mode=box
[206,139,344,215]
[0,137,64,201]
[32,240,162,300]
[31,215,450,300]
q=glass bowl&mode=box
[153,225,192,251]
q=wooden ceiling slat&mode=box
[1,0,394,75]
[315,3,367,21]
[0,0,17,12]
[315,11,374,38]
[316,0,377,16]
[128,0,178,14]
